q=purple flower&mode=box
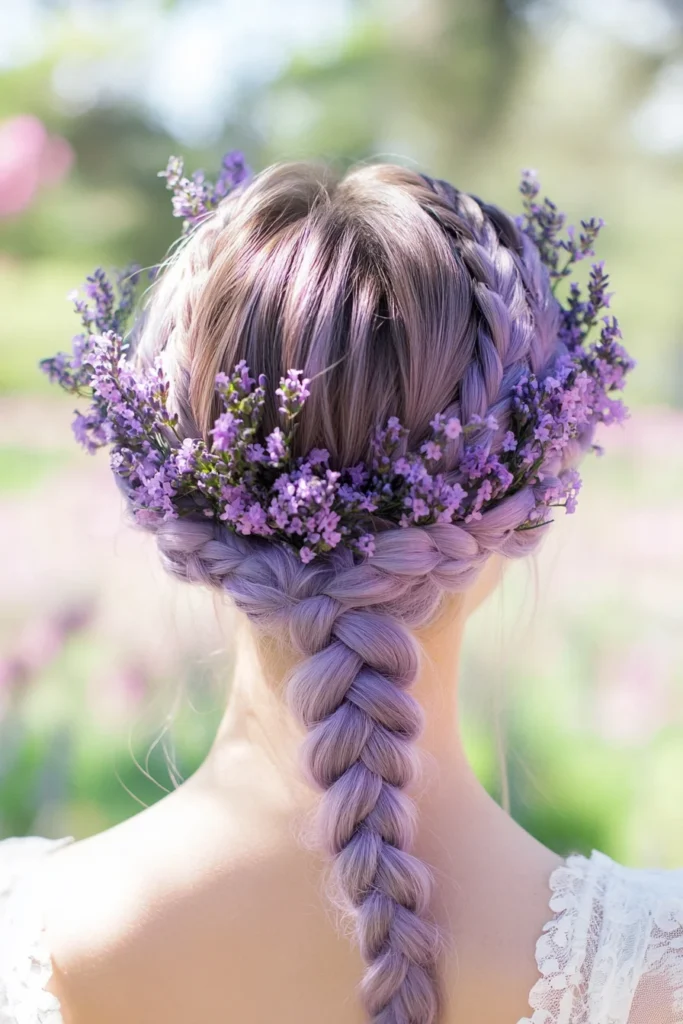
[308,448,330,466]
[275,369,311,418]
[240,503,272,536]
[444,417,462,440]
[215,150,250,197]
[175,438,199,474]
[355,534,375,557]
[421,440,442,461]
[211,411,239,451]
[246,442,267,463]
[220,483,248,524]
[266,427,287,464]
[159,150,251,233]
[409,497,430,520]
[348,463,367,486]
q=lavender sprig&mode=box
[518,169,634,437]
[158,149,250,233]
[40,265,142,397]
[518,168,604,288]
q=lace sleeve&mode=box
[0,836,73,1024]
[518,850,683,1024]
[626,868,683,1024]
[517,851,598,1024]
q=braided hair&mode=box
[134,161,560,1024]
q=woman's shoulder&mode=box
[521,848,683,1024]
[0,824,186,1024]
[17,795,269,1024]
[0,835,74,1024]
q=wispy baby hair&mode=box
[42,155,632,1023]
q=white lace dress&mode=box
[1,837,683,1023]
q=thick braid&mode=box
[289,600,438,1023]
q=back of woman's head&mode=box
[44,157,630,1024]
[131,161,563,1024]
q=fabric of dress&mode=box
[1,838,683,1023]
[0,837,74,1024]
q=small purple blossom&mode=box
[355,534,375,557]
[214,150,250,198]
[444,417,462,440]
[468,413,499,431]
[266,427,287,464]
[421,440,442,461]
[308,448,330,466]
[211,411,239,451]
[275,369,310,418]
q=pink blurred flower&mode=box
[0,115,73,218]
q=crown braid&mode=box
[419,176,561,423]
[132,163,564,1023]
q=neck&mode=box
[193,590,562,921]
[202,597,484,818]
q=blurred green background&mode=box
[1,0,682,865]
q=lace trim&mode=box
[0,836,74,1024]
[634,863,683,1018]
[517,851,683,1024]
[516,849,599,1024]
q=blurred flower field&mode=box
[1,0,682,867]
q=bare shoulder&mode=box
[41,767,364,1024]
[41,771,287,1024]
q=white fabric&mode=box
[517,850,683,1024]
[0,837,73,1024]
[1,839,683,1023]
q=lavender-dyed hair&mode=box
[134,162,560,1024]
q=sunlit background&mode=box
[1,0,682,866]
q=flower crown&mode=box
[40,153,634,563]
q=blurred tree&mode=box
[255,0,530,171]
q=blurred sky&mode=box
[3,0,683,151]
[3,0,352,143]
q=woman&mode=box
[1,155,680,1024]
